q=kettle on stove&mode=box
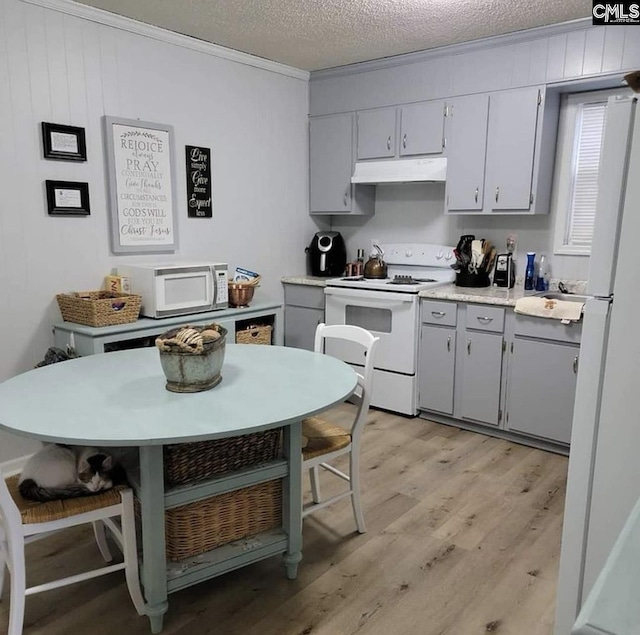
[363,244,388,279]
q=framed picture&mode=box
[103,116,178,254]
[41,122,87,161]
[186,145,213,218]
[45,180,90,216]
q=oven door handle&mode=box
[324,287,415,304]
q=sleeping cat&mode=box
[18,444,124,502]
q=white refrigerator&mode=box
[555,94,640,634]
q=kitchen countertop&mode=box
[281,276,330,287]
[282,276,588,306]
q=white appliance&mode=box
[351,157,447,184]
[555,95,640,634]
[324,243,455,416]
[118,262,229,318]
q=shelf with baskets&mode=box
[53,302,283,356]
[119,428,290,593]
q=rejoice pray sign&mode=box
[104,117,178,254]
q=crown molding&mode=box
[311,18,594,80]
[20,0,310,81]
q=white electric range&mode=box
[324,243,456,416]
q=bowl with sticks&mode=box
[155,323,227,393]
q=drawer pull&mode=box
[573,356,579,374]
[447,335,451,352]
[477,316,493,324]
[431,311,446,318]
[467,339,471,354]
[495,186,500,202]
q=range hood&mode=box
[351,157,447,184]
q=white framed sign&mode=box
[103,116,178,254]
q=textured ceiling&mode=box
[73,0,592,72]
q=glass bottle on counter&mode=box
[356,248,365,276]
[524,252,536,290]
[536,254,549,291]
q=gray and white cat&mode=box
[19,444,122,502]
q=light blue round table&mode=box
[0,344,357,633]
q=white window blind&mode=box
[553,87,628,256]
[564,102,606,248]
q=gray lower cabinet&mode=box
[418,324,456,415]
[283,283,325,351]
[460,330,503,426]
[504,315,581,445]
[459,304,505,426]
[418,299,580,449]
[418,300,457,415]
[309,113,374,215]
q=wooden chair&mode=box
[0,469,145,635]
[302,323,379,533]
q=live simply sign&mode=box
[186,146,213,218]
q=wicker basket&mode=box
[163,428,282,485]
[164,479,283,560]
[236,324,272,345]
[56,291,141,327]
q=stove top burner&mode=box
[387,275,437,285]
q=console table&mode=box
[52,301,283,356]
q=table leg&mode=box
[139,446,168,633]
[282,421,303,579]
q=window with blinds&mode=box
[553,88,628,256]
[564,102,606,247]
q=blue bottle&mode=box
[524,252,536,290]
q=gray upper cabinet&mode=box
[356,100,445,160]
[309,113,374,215]
[484,87,541,211]
[356,107,396,159]
[445,94,489,212]
[445,86,559,215]
[399,101,446,156]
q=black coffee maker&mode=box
[306,231,347,277]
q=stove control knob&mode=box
[405,249,413,258]
[445,251,453,261]
[436,250,444,260]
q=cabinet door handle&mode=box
[467,339,471,354]
[431,311,446,318]
[402,133,407,149]
[343,187,349,207]
[447,335,451,352]
[495,186,500,202]
[474,188,479,203]
[477,316,493,324]
[387,135,392,150]
[573,356,579,374]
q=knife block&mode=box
[455,270,491,288]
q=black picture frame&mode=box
[45,180,90,216]
[41,122,87,161]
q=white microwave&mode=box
[119,263,229,318]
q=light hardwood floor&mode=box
[0,406,568,635]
